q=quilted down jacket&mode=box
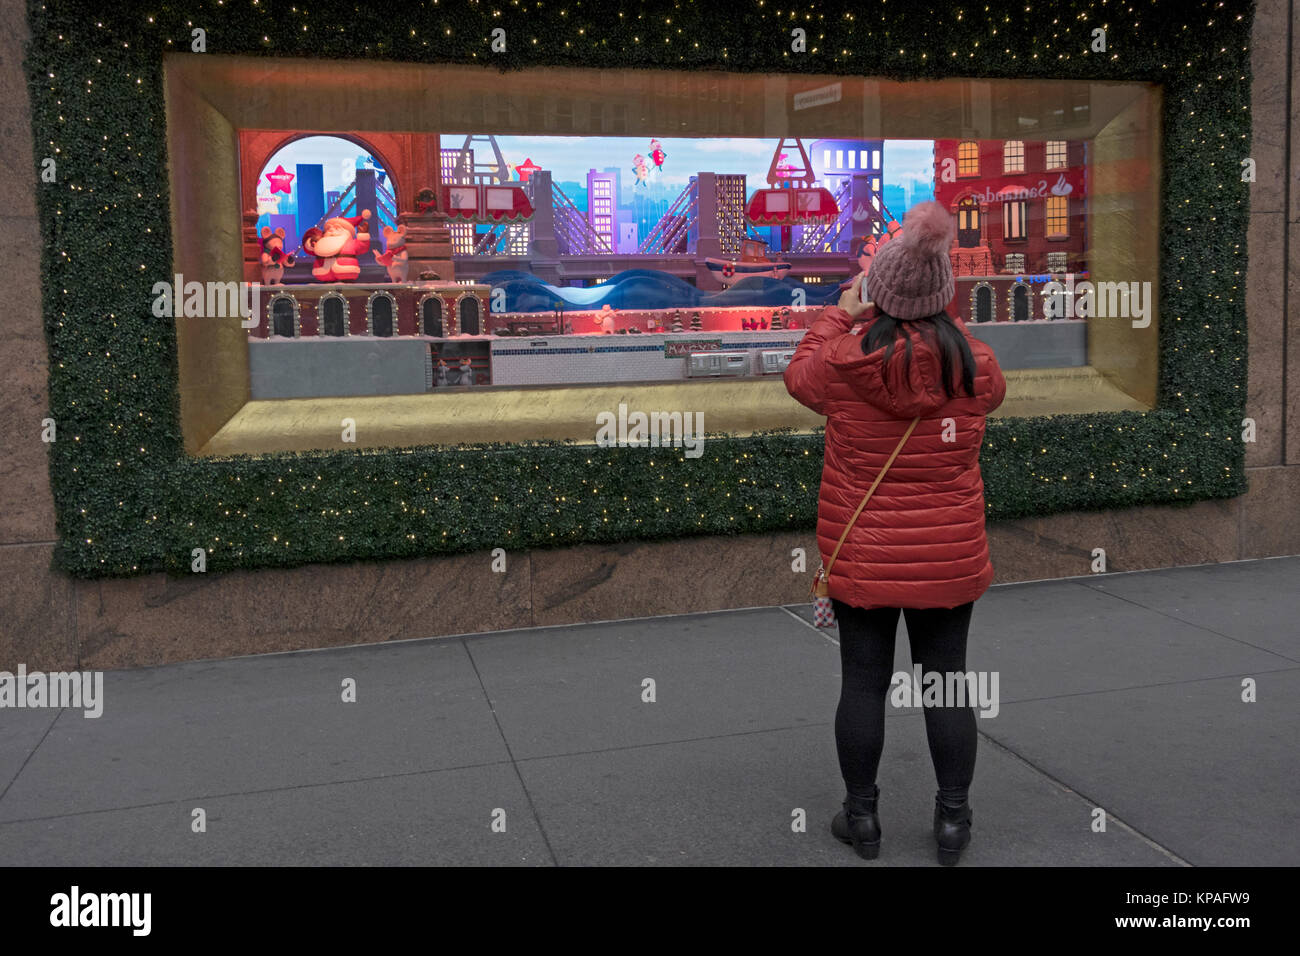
[784,305,1007,611]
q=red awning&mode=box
[441,184,535,222]
[443,184,480,220]
[746,187,839,225]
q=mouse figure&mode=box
[435,358,449,388]
[458,356,475,386]
[258,226,296,285]
[373,224,409,283]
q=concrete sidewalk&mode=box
[1,556,1297,867]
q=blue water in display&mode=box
[481,268,843,313]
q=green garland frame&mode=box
[26,0,1252,578]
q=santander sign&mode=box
[968,173,1075,204]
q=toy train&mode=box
[687,348,796,377]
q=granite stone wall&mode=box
[2,0,1297,669]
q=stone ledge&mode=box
[0,465,1291,671]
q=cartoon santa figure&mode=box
[301,209,372,282]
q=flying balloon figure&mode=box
[632,153,650,187]
[649,138,667,172]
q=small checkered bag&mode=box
[811,565,837,626]
[810,416,920,628]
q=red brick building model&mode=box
[932,139,1089,322]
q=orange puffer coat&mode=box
[784,305,1007,611]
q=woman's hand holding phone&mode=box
[837,272,872,321]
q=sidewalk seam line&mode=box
[0,756,518,828]
[461,637,560,866]
[512,722,834,765]
[1069,577,1300,665]
[975,730,1192,867]
[0,708,66,806]
[779,605,839,645]
[975,663,1300,709]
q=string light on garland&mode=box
[28,0,1250,576]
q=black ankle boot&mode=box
[831,785,881,860]
[933,794,972,866]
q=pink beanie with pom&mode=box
[864,200,956,320]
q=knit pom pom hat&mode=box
[864,200,956,320]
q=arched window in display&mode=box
[270,294,298,337]
[973,283,994,323]
[367,291,396,337]
[1010,282,1031,322]
[458,295,481,335]
[420,295,445,337]
[320,293,347,336]
[255,134,399,286]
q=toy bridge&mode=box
[448,135,901,282]
[637,178,698,255]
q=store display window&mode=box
[164,57,1159,454]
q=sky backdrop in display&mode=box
[256,135,938,217]
[486,136,937,208]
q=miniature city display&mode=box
[243,131,1102,399]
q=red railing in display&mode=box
[441,183,536,223]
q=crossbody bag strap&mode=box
[823,415,921,580]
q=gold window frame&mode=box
[165,55,1161,456]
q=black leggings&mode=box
[831,598,978,807]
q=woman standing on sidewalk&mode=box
[783,201,1007,865]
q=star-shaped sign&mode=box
[516,158,541,182]
[265,164,295,195]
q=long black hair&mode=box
[861,306,977,401]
